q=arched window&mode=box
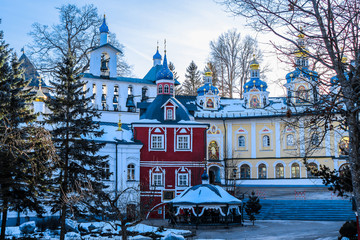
[240,164,250,179]
[291,163,300,178]
[258,164,267,179]
[339,163,350,177]
[170,85,173,94]
[307,162,318,178]
[127,164,135,181]
[164,84,169,93]
[128,85,133,95]
[238,136,246,147]
[286,134,294,146]
[158,85,163,94]
[208,141,219,160]
[339,137,349,155]
[275,163,284,178]
[263,135,270,147]
[311,133,319,146]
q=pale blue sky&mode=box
[1,0,287,97]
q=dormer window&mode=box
[166,109,173,120]
[164,84,169,94]
[158,85,163,94]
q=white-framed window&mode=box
[151,135,164,149]
[101,163,110,180]
[177,135,190,150]
[178,174,188,187]
[263,135,270,147]
[158,85,163,94]
[170,85,173,94]
[286,134,295,146]
[127,164,135,181]
[238,136,246,147]
[164,84,169,93]
[166,109,173,120]
[152,173,163,186]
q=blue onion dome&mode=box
[156,53,173,80]
[153,48,162,60]
[197,83,219,96]
[99,15,109,33]
[201,169,209,181]
[286,68,318,84]
[244,78,268,93]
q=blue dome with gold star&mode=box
[197,83,219,96]
[244,78,268,93]
[99,16,109,33]
[156,54,173,80]
[286,67,318,84]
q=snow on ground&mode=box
[2,219,348,239]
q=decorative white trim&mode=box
[251,122,256,158]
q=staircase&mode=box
[243,200,355,221]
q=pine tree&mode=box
[0,30,56,240]
[45,54,109,240]
[168,61,183,95]
[182,61,202,96]
[245,191,262,225]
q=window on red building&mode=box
[177,135,190,150]
[178,174,189,186]
[152,173,163,186]
[151,135,164,149]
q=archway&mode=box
[209,166,221,184]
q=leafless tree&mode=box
[221,0,360,229]
[28,4,131,78]
[210,29,266,98]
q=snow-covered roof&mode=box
[170,184,242,206]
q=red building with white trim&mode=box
[133,52,208,218]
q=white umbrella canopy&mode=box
[169,184,242,206]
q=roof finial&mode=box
[164,39,167,54]
[157,40,159,51]
[37,75,42,89]
[117,113,123,131]
[21,47,25,54]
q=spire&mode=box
[99,14,109,45]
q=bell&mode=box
[113,96,118,103]
[114,87,118,93]
[126,95,135,107]
[101,94,106,101]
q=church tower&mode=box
[89,15,122,78]
[243,55,269,108]
[196,71,220,110]
[284,30,318,105]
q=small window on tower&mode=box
[158,85,163,94]
[164,84,169,93]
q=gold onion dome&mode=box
[250,55,259,70]
[205,71,212,77]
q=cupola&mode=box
[196,71,220,110]
[153,44,162,67]
[99,15,109,45]
[155,43,174,96]
[243,56,269,109]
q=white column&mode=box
[227,122,232,159]
[299,119,305,157]
[251,122,256,158]
[325,131,331,156]
[107,83,114,111]
[95,82,102,110]
[275,121,281,158]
